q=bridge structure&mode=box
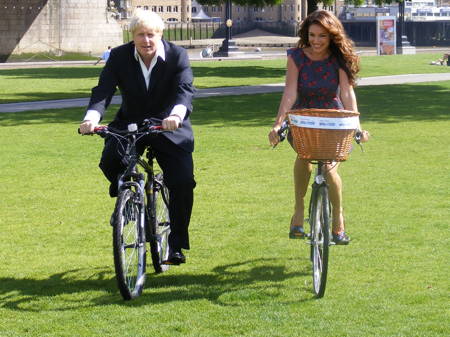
[0,0,123,62]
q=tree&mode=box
[197,0,284,7]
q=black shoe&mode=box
[109,183,118,198]
[332,232,350,245]
[163,250,186,265]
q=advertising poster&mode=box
[377,16,396,55]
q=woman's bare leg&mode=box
[324,163,345,234]
[291,157,312,227]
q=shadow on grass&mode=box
[0,65,284,81]
[0,90,93,104]
[0,82,448,127]
[356,83,450,123]
[191,65,285,80]
[0,258,311,311]
[0,67,102,80]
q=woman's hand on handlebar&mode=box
[268,124,282,147]
[79,120,98,134]
[359,130,370,143]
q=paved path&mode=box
[1,73,450,113]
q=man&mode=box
[94,46,111,65]
[79,10,195,265]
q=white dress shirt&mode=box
[84,40,187,124]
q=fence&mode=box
[124,21,450,47]
[342,20,450,47]
[405,21,450,46]
[124,21,296,42]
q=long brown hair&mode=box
[297,10,360,85]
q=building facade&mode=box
[125,0,311,23]
[0,0,122,60]
[124,0,192,21]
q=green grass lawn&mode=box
[0,53,449,103]
[0,81,448,336]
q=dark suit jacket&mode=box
[87,40,195,152]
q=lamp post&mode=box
[214,0,239,56]
[397,0,414,54]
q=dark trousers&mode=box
[99,134,195,250]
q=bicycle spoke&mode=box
[113,189,146,300]
[310,185,330,298]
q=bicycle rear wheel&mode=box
[309,185,330,298]
[149,173,171,273]
[112,188,146,300]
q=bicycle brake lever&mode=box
[354,130,364,152]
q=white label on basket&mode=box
[289,114,360,130]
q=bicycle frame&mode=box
[85,123,170,299]
[115,132,167,245]
[308,162,331,219]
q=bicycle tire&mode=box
[149,173,171,273]
[310,185,330,298]
[112,188,147,300]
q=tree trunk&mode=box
[307,0,318,15]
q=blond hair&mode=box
[129,9,165,35]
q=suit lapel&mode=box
[148,56,166,94]
[129,45,148,94]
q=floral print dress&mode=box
[287,48,344,109]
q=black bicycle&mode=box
[83,121,171,300]
[277,115,362,298]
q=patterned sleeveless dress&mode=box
[287,48,344,109]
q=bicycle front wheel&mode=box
[149,173,171,273]
[112,189,146,300]
[310,185,330,298]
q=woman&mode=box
[268,10,369,245]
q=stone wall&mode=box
[0,0,123,62]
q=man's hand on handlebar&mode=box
[79,120,98,135]
[162,115,181,131]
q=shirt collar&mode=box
[134,39,165,63]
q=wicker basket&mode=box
[287,109,360,162]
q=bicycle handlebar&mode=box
[277,121,289,142]
[78,121,164,137]
[276,121,363,145]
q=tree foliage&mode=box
[197,0,403,17]
[197,0,284,7]
[345,0,401,6]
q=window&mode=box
[158,6,163,12]
[152,6,156,11]
[167,6,171,12]
[144,6,148,10]
[174,6,178,12]
[192,6,197,13]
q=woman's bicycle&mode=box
[81,121,171,300]
[277,108,362,298]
